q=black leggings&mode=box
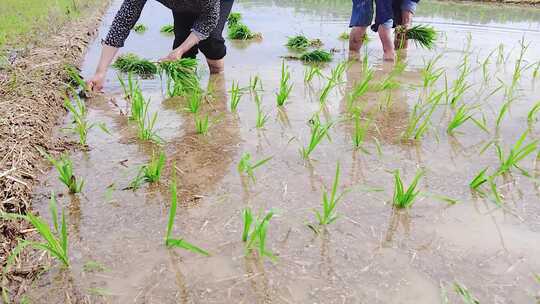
[172,1,234,60]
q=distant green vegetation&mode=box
[0,0,101,49]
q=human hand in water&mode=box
[159,47,184,62]
[87,71,106,92]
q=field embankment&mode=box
[0,0,108,302]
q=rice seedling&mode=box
[510,37,529,92]
[402,91,443,141]
[160,24,174,34]
[228,22,261,40]
[495,101,510,130]
[332,60,350,82]
[448,57,471,106]
[249,75,263,92]
[158,58,200,97]
[314,162,346,226]
[276,61,293,106]
[185,91,202,113]
[300,49,333,63]
[242,208,275,260]
[496,43,505,65]
[237,153,272,182]
[495,130,538,176]
[286,35,310,50]
[229,80,244,112]
[113,53,157,77]
[352,110,372,152]
[300,114,333,160]
[396,24,437,49]
[64,64,89,92]
[63,95,90,146]
[128,151,166,189]
[447,104,475,135]
[453,282,479,304]
[469,167,489,191]
[136,99,162,144]
[227,12,242,28]
[319,77,337,104]
[420,54,444,88]
[165,176,209,256]
[527,101,540,125]
[194,114,210,135]
[392,169,424,209]
[117,72,139,100]
[0,192,70,267]
[133,23,147,33]
[304,65,322,83]
[255,94,269,129]
[479,49,495,83]
[39,148,84,194]
[532,61,540,79]
[346,69,373,112]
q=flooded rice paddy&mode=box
[28,0,540,303]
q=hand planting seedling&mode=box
[300,49,333,63]
[495,130,538,176]
[242,208,276,261]
[392,169,424,209]
[113,53,157,77]
[38,148,84,194]
[395,24,437,49]
[313,162,346,227]
[0,192,70,267]
[229,80,244,112]
[165,177,209,256]
[276,61,293,106]
[128,151,166,190]
[300,114,333,160]
[237,153,272,182]
[160,24,174,34]
[133,23,147,33]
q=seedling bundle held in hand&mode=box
[396,24,437,49]
[113,53,157,77]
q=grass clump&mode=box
[276,61,293,106]
[300,49,333,63]
[286,35,323,50]
[160,24,174,34]
[129,151,166,189]
[38,148,84,194]
[242,208,276,260]
[392,169,423,209]
[1,192,69,267]
[238,153,272,182]
[113,53,157,77]
[228,23,261,40]
[396,24,437,49]
[133,23,147,33]
[495,130,538,176]
[158,58,200,97]
[165,176,209,256]
[300,114,333,160]
[194,114,210,135]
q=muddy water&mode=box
[29,0,540,303]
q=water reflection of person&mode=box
[88,0,235,92]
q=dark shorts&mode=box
[173,0,234,60]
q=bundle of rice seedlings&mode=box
[160,24,174,34]
[158,58,200,96]
[286,35,323,50]
[228,23,262,40]
[112,53,157,77]
[396,24,437,49]
[300,49,333,63]
[133,23,147,33]
[227,12,242,28]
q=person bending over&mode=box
[88,0,234,92]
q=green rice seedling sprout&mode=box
[136,98,163,144]
[479,50,495,83]
[314,162,345,226]
[129,87,145,122]
[495,101,510,131]
[304,65,322,83]
[319,77,337,104]
[63,95,90,146]
[331,60,350,83]
[185,91,202,113]
[160,24,174,34]
[237,153,272,182]
[495,130,539,176]
[510,37,529,92]
[448,57,471,106]
[118,72,139,100]
[39,149,84,194]
[453,282,479,304]
[496,43,505,65]
[112,53,157,77]
[129,151,166,189]
[392,169,424,209]
[229,80,244,112]
[242,208,275,260]
[228,22,261,40]
[249,75,263,92]
[133,23,147,33]
[276,61,293,106]
[300,49,333,63]
[0,192,70,268]
[64,64,89,92]
[346,69,373,112]
[352,110,372,151]
[255,94,269,129]
[396,24,437,49]
[194,114,210,135]
[469,167,489,191]
[165,176,209,256]
[532,61,540,79]
[527,101,540,125]
[447,104,474,135]
[339,32,350,40]
[420,54,444,88]
[286,35,310,50]
[402,92,443,141]
[488,176,504,206]
[300,114,333,160]
[158,58,200,97]
[227,12,242,28]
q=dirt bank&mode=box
[0,1,109,301]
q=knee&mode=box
[208,60,224,74]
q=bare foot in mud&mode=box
[383,51,395,62]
